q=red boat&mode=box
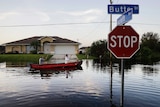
[30,61,82,71]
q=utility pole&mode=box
[109,0,113,104]
[110,0,112,32]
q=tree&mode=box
[141,32,160,52]
[137,32,160,63]
[30,40,40,54]
[90,39,110,63]
[90,40,106,57]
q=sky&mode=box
[0,0,160,47]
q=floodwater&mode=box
[0,60,160,107]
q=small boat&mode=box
[30,61,82,71]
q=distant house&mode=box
[4,36,80,55]
[79,47,90,54]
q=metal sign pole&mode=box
[109,0,113,103]
[120,58,124,107]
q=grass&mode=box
[76,54,96,60]
[0,54,53,62]
[0,54,95,63]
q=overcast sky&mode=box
[0,0,160,47]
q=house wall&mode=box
[75,45,79,54]
[40,37,53,43]
[40,37,53,52]
[5,45,27,53]
[50,45,54,53]
[21,45,27,53]
[6,46,14,53]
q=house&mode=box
[5,36,80,56]
[79,46,90,54]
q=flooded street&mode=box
[0,60,160,107]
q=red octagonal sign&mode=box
[107,26,140,59]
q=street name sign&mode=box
[108,4,139,14]
[117,9,133,25]
[107,26,139,59]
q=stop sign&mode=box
[107,26,139,59]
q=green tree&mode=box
[30,40,40,54]
[141,32,159,52]
[90,39,110,62]
[137,32,160,63]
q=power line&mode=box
[0,21,160,27]
[130,23,160,26]
[0,21,110,27]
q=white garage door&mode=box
[54,46,75,54]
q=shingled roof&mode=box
[5,36,79,45]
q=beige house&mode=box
[5,36,80,55]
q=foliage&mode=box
[30,40,40,54]
[89,32,160,64]
[136,32,160,63]
[141,32,160,52]
[30,50,37,54]
[90,39,110,63]
[90,40,106,57]
[76,54,96,60]
[0,54,52,63]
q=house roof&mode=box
[5,36,80,45]
[79,46,90,49]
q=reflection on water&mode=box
[6,62,30,67]
[142,65,159,76]
[38,68,79,79]
[0,62,6,68]
[0,60,160,107]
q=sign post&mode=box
[107,25,139,106]
[109,0,113,105]
[121,58,124,107]
[107,4,139,107]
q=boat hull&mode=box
[30,61,82,71]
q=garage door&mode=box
[54,46,75,54]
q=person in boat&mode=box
[39,56,45,65]
[65,54,70,63]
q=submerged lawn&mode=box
[76,54,96,59]
[0,54,52,62]
[0,54,95,63]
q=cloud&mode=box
[0,12,19,20]
[59,9,103,16]
[56,9,104,22]
[0,10,52,26]
[35,11,50,22]
[67,9,102,16]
